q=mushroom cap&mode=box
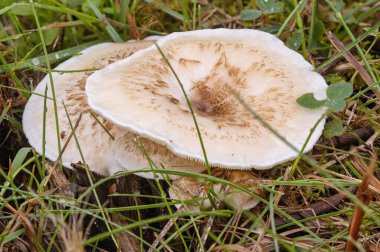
[23,41,155,176]
[168,169,263,211]
[112,132,206,179]
[86,29,328,170]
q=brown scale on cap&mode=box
[120,40,296,135]
[61,46,157,142]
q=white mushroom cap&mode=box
[86,29,327,170]
[168,169,263,212]
[112,132,206,179]
[23,41,155,176]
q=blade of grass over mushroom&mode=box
[41,85,48,173]
[135,138,194,252]
[86,0,123,42]
[61,101,119,249]
[88,111,115,141]
[25,64,101,74]
[154,42,219,211]
[30,0,62,166]
[226,86,318,169]
[154,43,211,173]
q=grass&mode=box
[1,0,380,251]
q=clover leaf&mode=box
[297,82,353,112]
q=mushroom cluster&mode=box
[23,29,328,211]
[23,38,205,178]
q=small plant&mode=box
[240,0,284,21]
[297,82,353,138]
[297,82,353,112]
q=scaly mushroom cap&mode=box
[23,41,155,176]
[86,29,327,170]
[168,169,263,211]
[112,132,205,179]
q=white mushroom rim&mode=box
[22,41,155,176]
[86,29,328,170]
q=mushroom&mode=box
[112,132,205,179]
[23,40,161,176]
[168,169,264,212]
[86,29,328,170]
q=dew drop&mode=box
[32,58,40,65]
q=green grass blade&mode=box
[86,0,123,42]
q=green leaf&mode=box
[309,20,325,49]
[326,99,346,112]
[296,93,327,109]
[0,103,10,125]
[11,147,32,173]
[0,0,15,9]
[333,0,345,12]
[2,228,24,245]
[287,30,302,50]
[43,29,59,46]
[240,9,262,21]
[257,0,284,14]
[68,0,85,8]
[326,82,353,100]
[10,4,33,16]
[324,118,344,138]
